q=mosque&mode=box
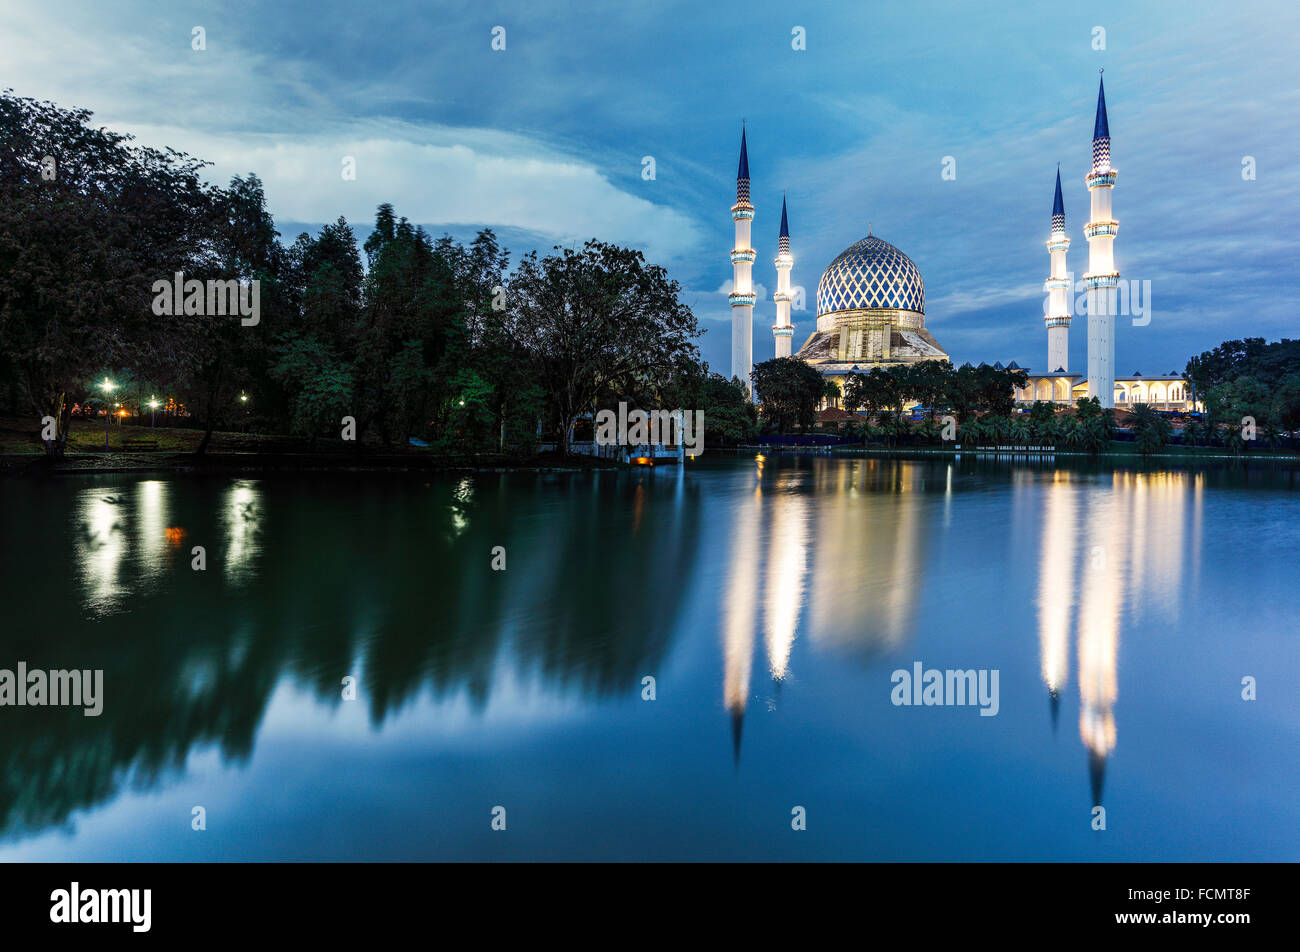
[727,75,1200,413]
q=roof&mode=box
[1093,75,1109,140]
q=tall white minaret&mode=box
[730,126,755,395]
[772,195,794,358]
[1045,168,1071,373]
[1084,73,1119,407]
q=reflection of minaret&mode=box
[723,469,761,766]
[1037,473,1076,732]
[763,483,807,683]
[1077,482,1124,805]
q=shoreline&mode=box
[0,451,616,478]
[4,444,1300,478]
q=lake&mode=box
[1,454,1297,860]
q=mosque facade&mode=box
[727,75,1201,413]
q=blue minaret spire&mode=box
[772,190,794,357]
[1051,166,1065,232]
[1092,73,1111,172]
[1084,69,1119,408]
[736,125,750,202]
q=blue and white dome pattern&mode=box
[816,236,925,316]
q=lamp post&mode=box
[239,392,249,432]
[149,398,159,428]
[99,378,115,450]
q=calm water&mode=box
[1,456,1297,861]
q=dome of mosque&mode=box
[816,235,925,317]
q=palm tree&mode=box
[1128,402,1171,456]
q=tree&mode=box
[662,363,756,447]
[751,357,824,432]
[184,172,285,454]
[974,364,1029,417]
[904,360,951,420]
[943,364,982,423]
[507,240,699,455]
[1128,402,1171,456]
[1073,396,1115,454]
[1028,400,1058,441]
[0,91,225,455]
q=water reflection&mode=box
[134,480,170,585]
[1037,473,1076,729]
[2,458,1286,857]
[1033,470,1200,805]
[223,480,261,583]
[807,458,928,656]
[75,491,128,615]
[764,482,807,683]
[722,478,761,762]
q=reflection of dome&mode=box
[816,236,925,316]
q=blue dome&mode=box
[816,236,925,316]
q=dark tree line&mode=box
[1,92,754,457]
[1185,338,1300,450]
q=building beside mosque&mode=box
[728,74,1202,413]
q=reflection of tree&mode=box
[0,471,699,842]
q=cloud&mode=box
[0,5,704,266]
[117,120,702,264]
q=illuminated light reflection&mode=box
[76,491,127,614]
[449,477,473,537]
[1077,480,1125,805]
[135,480,170,582]
[1037,473,1075,711]
[722,481,761,764]
[223,480,263,583]
[763,483,808,682]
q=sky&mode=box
[3,0,1297,376]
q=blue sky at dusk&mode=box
[4,0,1296,375]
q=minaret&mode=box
[1045,168,1071,373]
[729,126,756,395]
[1083,73,1119,407]
[772,195,794,358]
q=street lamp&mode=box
[149,397,159,428]
[239,392,249,432]
[99,378,115,450]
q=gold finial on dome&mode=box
[868,222,872,236]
